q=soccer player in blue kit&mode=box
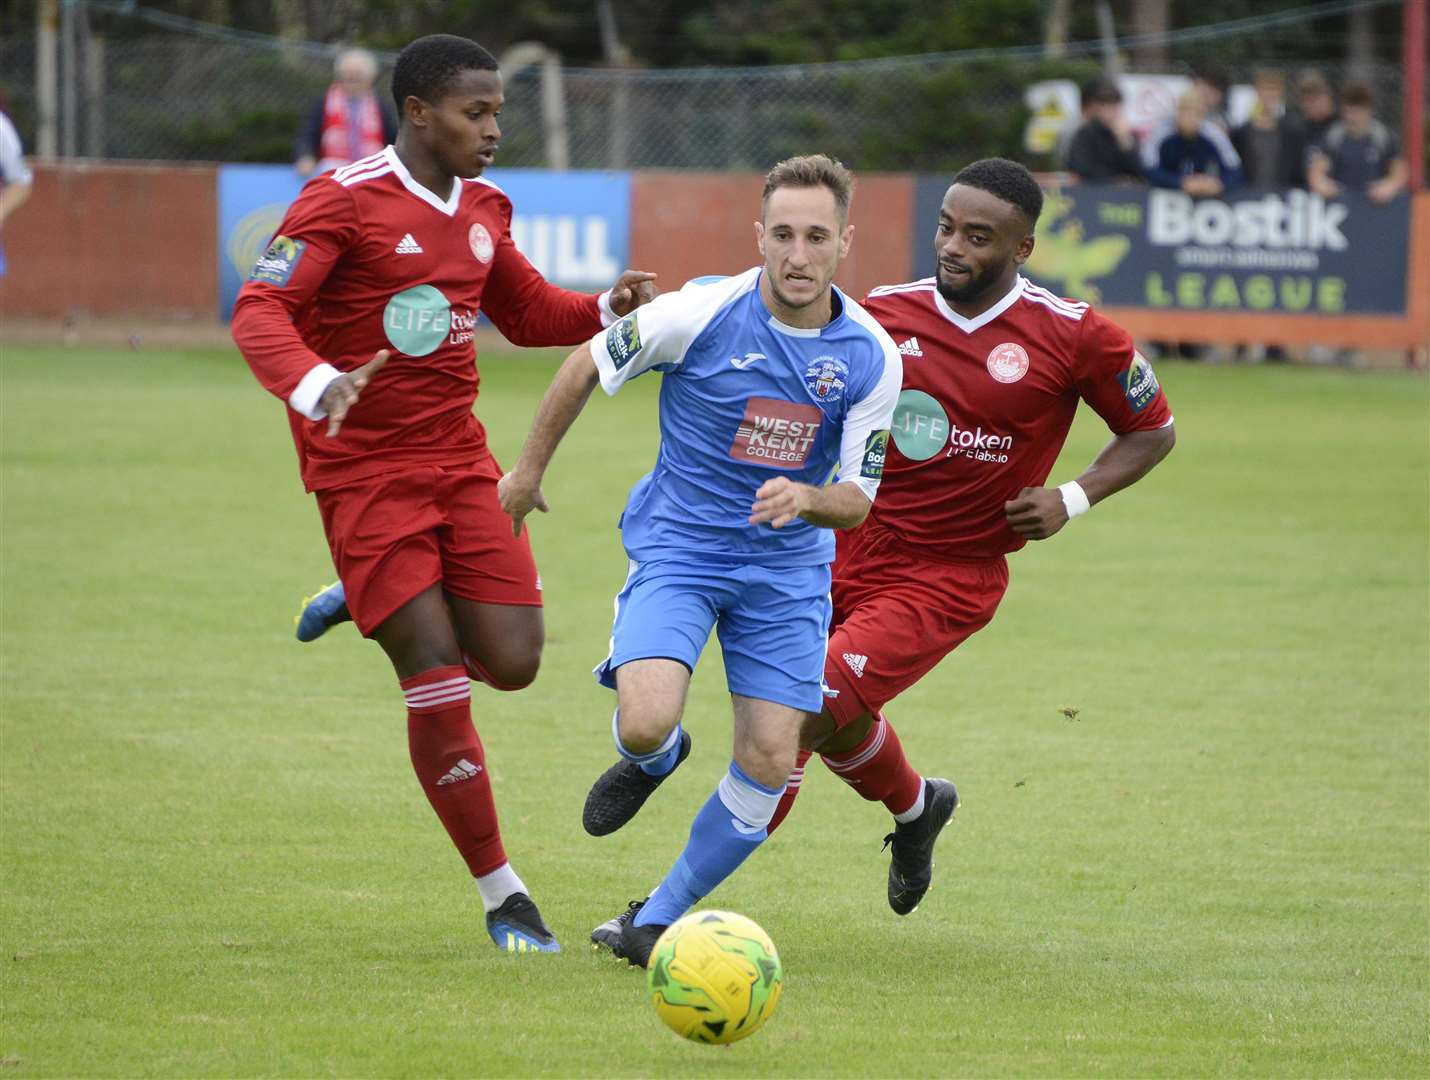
[498,155,902,967]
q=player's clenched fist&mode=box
[319,349,390,437]
[497,469,550,536]
[1003,485,1069,540]
[749,476,811,529]
[607,270,659,316]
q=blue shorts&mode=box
[593,557,833,713]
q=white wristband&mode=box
[596,289,617,327]
[1058,481,1090,519]
[289,362,344,421]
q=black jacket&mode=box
[1230,115,1309,189]
[1064,120,1144,182]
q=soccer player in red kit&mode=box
[771,157,1177,912]
[231,34,655,953]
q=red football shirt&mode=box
[862,275,1173,560]
[233,146,608,492]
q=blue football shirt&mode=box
[588,267,901,566]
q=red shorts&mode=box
[823,521,1009,728]
[315,455,541,637]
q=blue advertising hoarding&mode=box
[912,177,1412,316]
[217,165,306,319]
[218,165,631,319]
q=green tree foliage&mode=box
[0,0,1414,167]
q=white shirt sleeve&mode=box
[834,337,902,504]
[589,277,728,395]
[1140,118,1171,169]
[0,114,33,187]
[1204,120,1241,168]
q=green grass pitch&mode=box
[2,344,1426,1077]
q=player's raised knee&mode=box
[463,648,540,691]
[615,707,679,756]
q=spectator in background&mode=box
[1308,82,1407,205]
[1064,78,1144,183]
[1191,65,1232,131]
[1292,70,1338,152]
[1142,81,1242,184]
[294,47,399,177]
[1232,69,1308,189]
[0,106,34,277]
[1145,89,1241,365]
[1146,90,1243,195]
[1232,70,1303,362]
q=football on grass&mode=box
[647,910,783,1044]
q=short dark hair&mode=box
[950,158,1044,229]
[1296,69,1331,97]
[1081,78,1122,107]
[762,154,855,222]
[1192,64,1230,95]
[1341,81,1374,109]
[391,34,498,115]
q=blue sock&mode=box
[612,711,684,778]
[634,761,782,928]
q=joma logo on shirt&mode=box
[729,397,823,469]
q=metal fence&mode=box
[0,5,1412,173]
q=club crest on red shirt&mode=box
[986,342,1030,384]
[468,223,494,263]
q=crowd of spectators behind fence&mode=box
[1061,67,1408,204]
[1059,67,1412,365]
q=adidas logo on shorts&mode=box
[437,758,482,785]
[843,652,868,678]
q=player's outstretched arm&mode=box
[497,344,602,535]
[1004,423,1176,541]
[749,478,872,531]
[483,218,656,345]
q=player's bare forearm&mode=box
[1004,424,1175,540]
[749,478,871,530]
[514,344,601,480]
[1075,424,1176,505]
[498,344,600,533]
[800,480,873,529]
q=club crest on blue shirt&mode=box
[804,356,848,404]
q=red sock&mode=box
[821,714,923,817]
[402,665,507,876]
[765,749,811,835]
